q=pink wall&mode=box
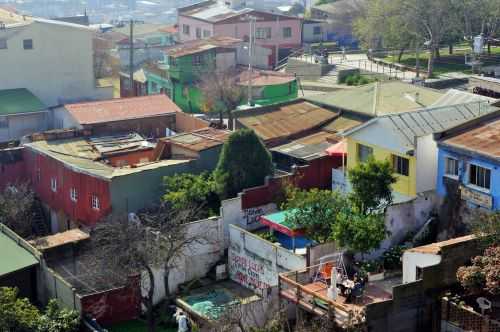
[214,19,302,48]
[178,15,214,42]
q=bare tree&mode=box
[88,205,206,332]
[198,68,245,130]
[0,182,35,238]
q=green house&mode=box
[144,37,299,114]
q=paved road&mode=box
[295,53,418,81]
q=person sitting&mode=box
[174,309,189,332]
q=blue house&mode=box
[435,111,500,211]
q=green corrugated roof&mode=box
[0,230,38,277]
[262,209,301,230]
[0,89,46,116]
[305,81,443,117]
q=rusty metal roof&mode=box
[236,100,339,142]
[165,128,230,152]
[441,114,500,161]
[271,131,339,160]
[164,36,242,58]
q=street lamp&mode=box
[242,15,257,106]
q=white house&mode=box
[0,9,112,107]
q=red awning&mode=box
[326,140,347,157]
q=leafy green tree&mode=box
[0,287,79,332]
[0,287,40,331]
[163,172,219,220]
[214,129,273,199]
[283,188,350,243]
[332,209,387,255]
[348,157,396,214]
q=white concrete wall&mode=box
[0,20,112,107]
[0,112,49,142]
[52,106,80,129]
[228,224,306,296]
[220,196,277,244]
[236,43,272,69]
[216,51,237,72]
[415,134,438,194]
[402,251,441,283]
[363,191,439,260]
[144,217,225,305]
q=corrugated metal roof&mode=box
[236,101,339,142]
[0,228,38,277]
[164,36,242,58]
[344,102,500,153]
[430,89,496,108]
[441,114,500,161]
[65,95,180,125]
[0,89,47,116]
[165,128,230,152]
[271,131,339,160]
[305,81,443,116]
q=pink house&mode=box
[177,0,302,67]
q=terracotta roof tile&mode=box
[65,95,181,125]
[407,235,476,255]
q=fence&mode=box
[441,297,500,332]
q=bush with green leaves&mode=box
[163,172,219,219]
[382,245,406,270]
[0,287,79,332]
[214,129,274,199]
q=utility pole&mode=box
[275,15,280,68]
[246,15,256,106]
[415,40,420,78]
[129,19,135,96]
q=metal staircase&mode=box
[31,199,49,236]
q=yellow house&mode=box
[343,102,499,198]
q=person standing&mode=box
[174,310,189,332]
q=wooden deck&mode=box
[279,277,393,325]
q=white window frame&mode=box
[444,157,459,178]
[196,27,201,39]
[283,27,292,38]
[70,187,78,202]
[50,178,57,192]
[91,194,100,210]
[468,163,491,192]
[182,24,190,35]
[255,27,272,40]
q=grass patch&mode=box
[339,73,376,86]
[382,45,500,76]
[109,320,176,332]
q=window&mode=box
[393,155,410,176]
[256,27,272,39]
[0,39,7,49]
[151,81,158,92]
[36,168,41,183]
[196,27,201,39]
[182,24,190,35]
[0,116,8,128]
[283,27,292,38]
[23,39,33,50]
[50,178,57,192]
[444,157,459,177]
[70,188,78,202]
[203,29,211,38]
[169,56,177,66]
[193,54,203,65]
[313,26,322,35]
[91,194,100,210]
[469,164,491,190]
[357,144,373,163]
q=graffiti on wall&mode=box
[242,203,276,227]
[229,252,272,292]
